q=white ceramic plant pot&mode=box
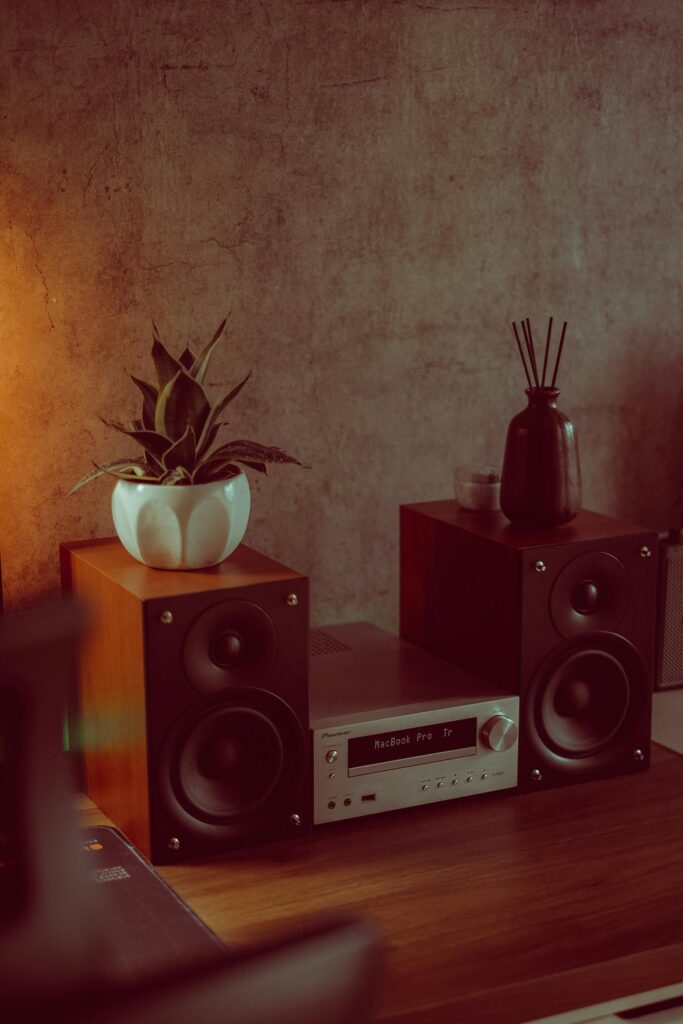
[111,472,251,570]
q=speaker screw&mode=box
[531,769,543,783]
[160,610,174,624]
[168,837,181,851]
[639,546,652,559]
[534,560,547,573]
[633,748,645,761]
[289,813,302,827]
[286,593,299,607]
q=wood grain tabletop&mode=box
[78,742,683,1023]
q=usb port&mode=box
[361,793,376,802]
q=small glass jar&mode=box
[453,464,501,511]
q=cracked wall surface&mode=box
[1,0,682,626]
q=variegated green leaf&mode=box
[151,335,182,391]
[130,375,158,431]
[68,458,157,495]
[101,419,173,462]
[143,448,164,473]
[195,373,250,456]
[192,458,241,485]
[194,419,224,461]
[189,316,228,385]
[155,369,210,442]
[162,425,197,473]
[207,439,305,467]
[101,467,158,483]
[195,456,267,479]
[178,347,196,371]
[160,465,193,485]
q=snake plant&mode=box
[70,318,304,492]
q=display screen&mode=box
[348,718,477,771]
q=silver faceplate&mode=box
[313,696,519,824]
[310,622,520,825]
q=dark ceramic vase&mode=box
[500,387,581,529]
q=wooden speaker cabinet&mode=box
[400,502,658,791]
[655,529,683,690]
[61,539,310,863]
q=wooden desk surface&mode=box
[79,744,683,1024]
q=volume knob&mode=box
[481,715,517,752]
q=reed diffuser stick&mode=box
[541,316,553,387]
[550,321,568,387]
[512,322,533,389]
[522,319,540,388]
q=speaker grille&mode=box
[657,541,683,689]
[310,630,352,657]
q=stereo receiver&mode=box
[310,623,519,825]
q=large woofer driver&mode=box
[183,600,278,695]
[525,632,648,775]
[158,689,305,836]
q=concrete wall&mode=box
[1,0,681,626]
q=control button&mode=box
[481,714,518,752]
[421,784,429,792]
[451,778,458,786]
[328,800,336,810]
[480,771,488,781]
[437,781,445,789]
[328,771,336,780]
[343,797,352,807]
[325,750,338,764]
[466,774,473,783]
